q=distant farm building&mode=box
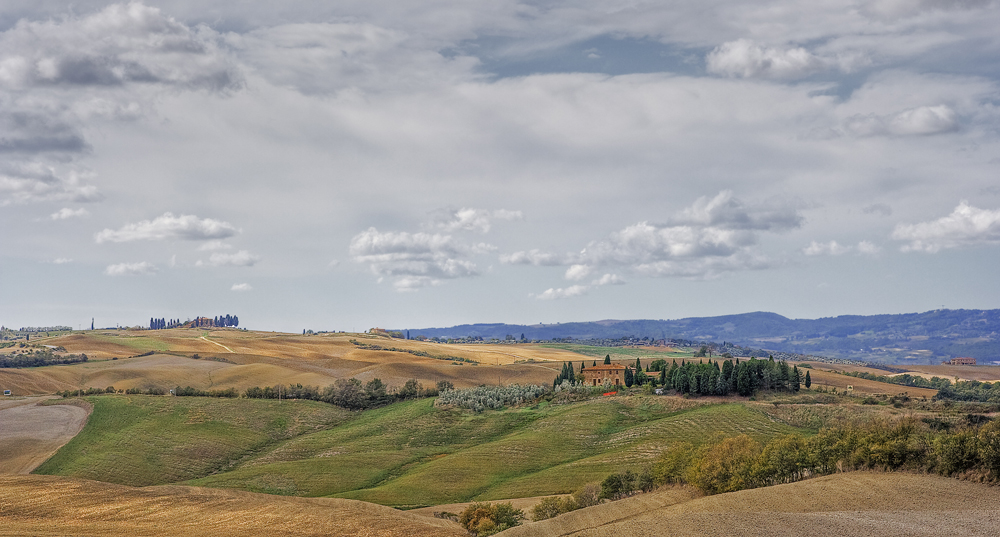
[946,357,977,365]
[584,364,627,387]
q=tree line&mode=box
[0,349,87,368]
[554,355,808,397]
[240,378,450,410]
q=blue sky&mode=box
[1,0,998,332]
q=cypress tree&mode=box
[805,371,812,389]
[792,365,801,391]
[604,354,611,365]
[580,361,585,372]
[624,367,634,388]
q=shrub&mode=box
[435,384,547,412]
[459,502,524,536]
[530,496,577,521]
[572,483,601,508]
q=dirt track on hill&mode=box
[0,398,90,474]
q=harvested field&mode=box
[498,472,1000,537]
[0,398,90,474]
[0,474,466,537]
[799,367,938,398]
[8,331,572,395]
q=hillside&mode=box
[497,472,1000,537]
[34,395,809,507]
[0,474,466,537]
[405,309,1000,363]
[0,329,585,396]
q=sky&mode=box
[1,0,999,333]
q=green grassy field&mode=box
[33,396,352,486]
[34,392,811,508]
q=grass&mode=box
[33,396,352,486]
[188,395,807,507]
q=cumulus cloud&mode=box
[565,264,592,281]
[431,207,523,233]
[592,273,625,286]
[350,227,480,291]
[706,39,829,79]
[844,105,958,137]
[230,283,252,291]
[0,3,240,91]
[508,191,802,297]
[53,257,73,264]
[105,261,157,276]
[804,240,852,256]
[199,250,260,267]
[50,207,89,220]
[534,285,589,300]
[95,212,239,243]
[892,201,1000,252]
[667,190,803,231]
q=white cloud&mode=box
[349,227,479,290]
[53,257,73,264]
[49,207,89,220]
[592,273,625,286]
[199,250,260,267]
[0,3,240,91]
[668,190,803,231]
[892,201,1000,252]
[198,240,233,251]
[706,39,829,79]
[105,261,157,276]
[857,241,881,254]
[804,240,852,256]
[95,213,239,243]
[500,249,567,266]
[431,207,523,233]
[565,264,592,281]
[844,105,958,137]
[0,165,101,206]
[509,191,800,294]
[231,283,252,291]
[534,285,589,300]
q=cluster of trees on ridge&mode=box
[554,354,810,397]
[0,348,87,368]
[148,314,239,330]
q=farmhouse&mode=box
[946,357,976,365]
[583,363,628,387]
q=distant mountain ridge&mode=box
[404,309,1000,364]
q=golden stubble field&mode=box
[498,472,1000,537]
[0,329,587,395]
[0,474,466,537]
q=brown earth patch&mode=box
[0,398,90,474]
